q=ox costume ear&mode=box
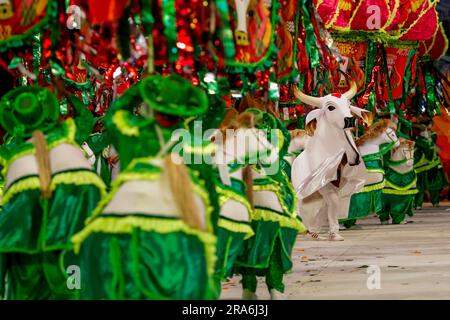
[349,106,373,125]
[305,108,324,125]
[305,109,324,136]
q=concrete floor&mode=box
[220,203,450,300]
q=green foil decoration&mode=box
[301,0,319,69]
[215,0,236,60]
[161,0,178,64]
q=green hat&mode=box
[0,86,59,138]
[245,108,277,130]
[140,74,208,117]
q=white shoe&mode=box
[307,231,327,241]
[328,233,344,241]
[242,289,258,300]
[270,289,288,300]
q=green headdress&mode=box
[0,86,60,138]
[140,74,208,117]
[110,74,208,122]
[245,108,276,130]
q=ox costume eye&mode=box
[328,106,336,111]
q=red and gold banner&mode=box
[383,47,412,100]
[314,0,357,30]
[316,0,439,43]
[399,0,438,41]
[419,23,449,61]
[275,0,298,79]
[222,0,275,66]
[314,0,339,28]
[334,41,367,91]
[385,0,412,31]
[0,0,49,49]
[333,0,355,30]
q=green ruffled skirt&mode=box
[341,188,383,228]
[427,166,448,191]
[2,251,79,300]
[347,189,383,220]
[214,217,252,280]
[0,170,104,299]
[0,180,103,252]
[72,214,217,300]
[416,166,448,206]
[235,208,301,274]
[379,192,416,224]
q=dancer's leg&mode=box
[321,188,341,234]
[266,239,284,293]
[429,189,441,206]
[241,268,257,293]
[391,211,406,225]
[7,253,51,300]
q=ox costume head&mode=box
[294,82,372,166]
[294,82,372,135]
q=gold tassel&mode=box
[33,130,52,199]
[164,154,204,231]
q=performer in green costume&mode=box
[379,138,418,224]
[343,120,399,228]
[0,86,106,299]
[414,126,448,208]
[235,108,305,300]
[72,75,218,300]
[201,115,255,295]
[344,152,386,228]
[179,116,248,297]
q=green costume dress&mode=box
[72,157,217,300]
[345,155,385,226]
[379,158,418,224]
[414,135,448,207]
[236,110,305,294]
[0,87,105,299]
[213,168,254,287]
[177,127,250,296]
[342,143,395,228]
[71,75,218,300]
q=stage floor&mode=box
[220,202,450,300]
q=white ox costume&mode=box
[291,84,369,237]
